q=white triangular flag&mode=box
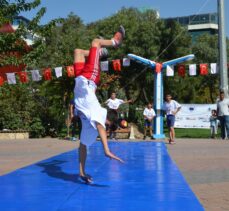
[166,65,174,76]
[189,64,197,76]
[100,61,109,71]
[55,67,62,78]
[210,63,218,74]
[123,58,130,67]
[6,73,16,84]
[31,70,42,81]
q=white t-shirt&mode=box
[143,108,156,119]
[217,98,229,116]
[106,98,124,110]
[163,100,181,115]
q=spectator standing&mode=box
[210,109,218,139]
[217,90,229,140]
[162,94,181,144]
[105,92,132,140]
[143,103,156,140]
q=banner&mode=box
[189,64,197,76]
[101,61,109,71]
[54,67,62,78]
[174,104,217,129]
[178,64,185,77]
[123,58,130,67]
[112,59,121,71]
[19,71,28,83]
[166,65,174,76]
[6,73,16,84]
[31,70,42,81]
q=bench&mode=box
[107,128,131,139]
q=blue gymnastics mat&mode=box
[0,142,204,211]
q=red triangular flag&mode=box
[178,65,186,77]
[19,71,28,83]
[155,63,162,73]
[200,64,208,75]
[66,65,75,77]
[0,76,4,86]
[43,68,52,80]
[113,59,121,71]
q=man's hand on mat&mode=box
[105,150,124,163]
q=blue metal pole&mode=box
[127,54,195,140]
[153,69,165,139]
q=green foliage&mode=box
[0,0,59,67]
[0,84,45,137]
[1,5,229,137]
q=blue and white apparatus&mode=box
[128,54,195,139]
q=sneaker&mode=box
[99,48,109,59]
[112,25,125,48]
[169,139,176,144]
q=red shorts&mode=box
[74,47,100,85]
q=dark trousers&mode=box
[218,115,229,139]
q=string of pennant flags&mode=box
[0,57,227,86]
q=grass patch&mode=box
[164,128,220,139]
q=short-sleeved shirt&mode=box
[217,98,229,116]
[163,100,181,116]
[143,108,156,119]
[106,98,124,110]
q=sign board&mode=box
[175,104,217,129]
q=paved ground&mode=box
[0,138,77,175]
[0,138,229,210]
[167,139,229,211]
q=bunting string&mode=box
[0,57,228,86]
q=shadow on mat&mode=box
[36,160,109,188]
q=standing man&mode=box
[105,92,132,111]
[69,99,82,141]
[217,90,229,140]
[162,94,181,144]
[143,102,156,140]
[105,92,132,140]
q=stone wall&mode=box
[0,131,29,140]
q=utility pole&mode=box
[218,0,228,95]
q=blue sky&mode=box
[21,0,229,36]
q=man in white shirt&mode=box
[162,94,181,144]
[105,92,132,139]
[217,90,229,139]
[143,103,156,139]
[105,92,132,110]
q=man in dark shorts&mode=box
[162,94,181,144]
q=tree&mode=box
[0,0,56,136]
[192,34,219,103]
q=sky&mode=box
[20,0,229,36]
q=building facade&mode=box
[165,13,218,41]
